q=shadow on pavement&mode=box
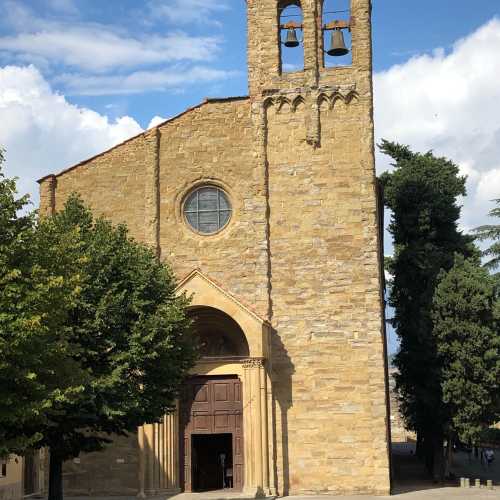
[391,442,498,495]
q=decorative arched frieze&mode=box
[344,90,359,104]
[291,94,306,112]
[275,96,292,113]
[317,92,331,110]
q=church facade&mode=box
[38,0,391,496]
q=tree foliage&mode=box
[0,169,196,499]
[473,198,500,274]
[0,153,67,455]
[379,140,473,475]
[432,255,500,445]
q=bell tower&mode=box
[247,0,391,495]
[247,0,373,148]
[247,0,373,99]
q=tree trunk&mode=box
[432,432,445,483]
[444,434,453,478]
[48,450,63,500]
[423,431,434,475]
[416,431,424,460]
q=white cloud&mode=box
[148,115,168,129]
[56,66,240,96]
[374,18,500,234]
[0,65,143,205]
[0,1,234,96]
[148,0,230,26]
[0,29,222,73]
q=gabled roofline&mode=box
[176,268,271,328]
[37,95,249,184]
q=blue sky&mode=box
[1,1,498,127]
[1,1,500,353]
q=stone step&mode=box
[167,491,276,500]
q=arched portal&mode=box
[181,307,248,492]
[190,306,250,359]
[137,271,273,497]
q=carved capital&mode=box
[243,358,265,369]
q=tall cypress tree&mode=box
[432,255,500,446]
[473,198,500,278]
[379,140,473,479]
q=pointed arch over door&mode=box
[176,269,270,359]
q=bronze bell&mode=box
[327,28,349,57]
[284,27,300,48]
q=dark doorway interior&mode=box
[192,433,233,492]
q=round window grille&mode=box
[183,186,232,234]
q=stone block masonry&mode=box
[38,0,390,496]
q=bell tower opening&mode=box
[322,0,352,67]
[279,1,304,73]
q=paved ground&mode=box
[67,443,499,499]
[165,490,498,500]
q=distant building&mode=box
[0,452,43,500]
[0,456,22,500]
[388,368,415,443]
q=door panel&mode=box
[181,376,243,492]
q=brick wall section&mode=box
[265,96,389,495]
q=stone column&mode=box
[137,426,146,499]
[243,358,269,496]
[163,410,180,492]
[137,408,180,497]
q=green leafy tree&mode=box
[432,255,500,446]
[0,188,196,500]
[473,198,500,276]
[0,153,82,457]
[379,140,473,478]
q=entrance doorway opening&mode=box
[192,433,233,492]
[181,376,244,492]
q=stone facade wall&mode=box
[38,0,390,495]
[61,435,139,496]
[265,95,389,494]
[156,98,270,319]
[41,133,152,242]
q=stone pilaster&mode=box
[306,90,321,147]
[137,426,146,499]
[163,410,180,491]
[144,128,160,257]
[38,174,56,217]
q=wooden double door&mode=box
[180,376,244,492]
